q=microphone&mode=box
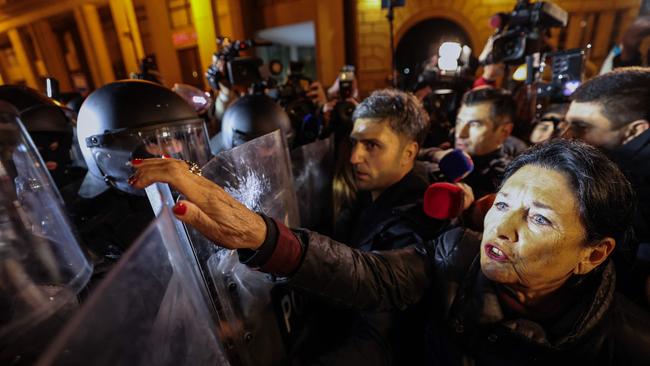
[423,182,465,220]
[489,13,509,30]
[439,149,474,182]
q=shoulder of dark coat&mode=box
[607,293,650,364]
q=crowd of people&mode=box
[1,5,650,366]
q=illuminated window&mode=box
[168,0,193,29]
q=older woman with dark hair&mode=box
[130,139,650,364]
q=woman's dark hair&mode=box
[501,139,635,246]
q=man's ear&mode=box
[402,141,419,164]
[623,119,649,144]
[574,237,616,275]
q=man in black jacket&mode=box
[452,87,517,199]
[312,89,443,365]
[334,89,438,250]
[565,67,650,306]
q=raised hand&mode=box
[129,158,266,250]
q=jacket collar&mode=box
[351,170,428,248]
[357,169,427,211]
[450,258,616,349]
[471,147,507,172]
[610,128,650,169]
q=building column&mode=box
[73,4,115,86]
[7,28,39,89]
[190,0,217,78]
[565,13,584,49]
[109,0,145,75]
[143,0,182,87]
[29,20,73,92]
[214,0,245,39]
[591,11,616,63]
[315,0,345,85]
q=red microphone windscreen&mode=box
[423,182,464,220]
[490,13,506,29]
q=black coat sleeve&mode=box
[286,229,467,312]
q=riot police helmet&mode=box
[211,93,293,153]
[77,80,212,196]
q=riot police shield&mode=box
[36,199,229,366]
[202,129,299,226]
[0,104,92,364]
[290,136,334,232]
[180,130,303,366]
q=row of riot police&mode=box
[0,79,335,365]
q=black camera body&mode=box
[489,0,568,65]
[270,62,321,147]
[206,36,270,89]
[338,65,355,100]
[536,48,585,104]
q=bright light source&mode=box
[404,68,410,74]
[439,42,462,60]
[438,42,462,71]
[438,58,458,71]
[192,96,207,104]
[434,88,454,95]
[563,80,581,96]
[513,63,527,81]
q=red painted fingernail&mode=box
[173,202,187,215]
[162,154,172,159]
[131,158,143,165]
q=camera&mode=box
[270,61,321,147]
[206,36,271,89]
[275,62,313,101]
[338,65,355,100]
[488,0,568,65]
[328,65,358,143]
[413,47,476,147]
[534,47,585,114]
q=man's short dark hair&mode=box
[461,87,516,127]
[352,89,429,146]
[503,139,635,246]
[572,67,650,129]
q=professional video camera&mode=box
[206,36,270,89]
[328,65,357,142]
[274,61,313,102]
[269,61,323,147]
[535,47,586,104]
[414,44,476,147]
[488,0,568,65]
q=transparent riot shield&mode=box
[203,129,299,226]
[290,136,334,232]
[37,186,229,366]
[0,106,92,364]
[180,130,303,366]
